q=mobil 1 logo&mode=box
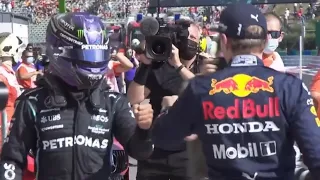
[213,141,277,159]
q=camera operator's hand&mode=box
[133,103,153,130]
[161,95,179,108]
[136,54,152,65]
[169,45,182,68]
[34,70,43,76]
[199,52,218,75]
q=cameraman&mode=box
[152,4,320,180]
[128,22,204,180]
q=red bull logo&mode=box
[203,97,280,120]
[209,78,238,95]
[209,74,274,97]
[310,106,320,127]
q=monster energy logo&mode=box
[77,30,107,39]
[77,30,84,38]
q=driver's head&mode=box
[217,4,268,62]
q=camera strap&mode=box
[230,55,263,67]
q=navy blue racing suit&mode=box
[152,55,320,180]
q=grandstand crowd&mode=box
[0,0,149,23]
[0,0,318,27]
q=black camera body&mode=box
[142,17,190,61]
[0,82,8,111]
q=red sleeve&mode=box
[112,61,122,76]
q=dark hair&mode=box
[264,12,282,27]
[26,43,33,48]
[22,50,32,57]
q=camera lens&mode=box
[151,41,166,55]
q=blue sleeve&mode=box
[36,63,44,70]
[152,80,202,149]
[289,80,320,178]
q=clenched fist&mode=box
[199,52,218,75]
[133,104,153,130]
[161,95,179,109]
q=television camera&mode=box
[0,82,8,112]
[136,15,191,61]
[0,82,9,145]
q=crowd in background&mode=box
[18,0,94,23]
[0,0,14,12]
[0,0,148,24]
[0,0,318,26]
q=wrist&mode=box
[173,63,183,69]
[135,127,152,138]
[160,106,171,114]
[175,64,185,73]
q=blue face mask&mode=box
[263,39,279,54]
[26,57,34,64]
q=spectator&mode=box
[124,50,139,93]
[106,46,133,92]
[26,43,33,51]
[263,13,285,72]
[294,3,298,16]
[16,50,42,89]
[298,7,303,19]
[13,43,33,71]
[284,8,290,25]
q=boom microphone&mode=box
[140,17,159,36]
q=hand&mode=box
[35,71,43,76]
[199,53,218,75]
[169,44,182,68]
[133,104,153,130]
[135,54,152,65]
[132,50,136,57]
[161,95,179,109]
[184,134,198,141]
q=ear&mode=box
[278,31,284,42]
[219,33,228,49]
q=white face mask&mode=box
[26,57,34,64]
[263,39,279,54]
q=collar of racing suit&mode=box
[229,55,264,67]
[37,74,108,109]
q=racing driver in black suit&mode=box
[0,12,154,180]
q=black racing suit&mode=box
[0,76,153,180]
